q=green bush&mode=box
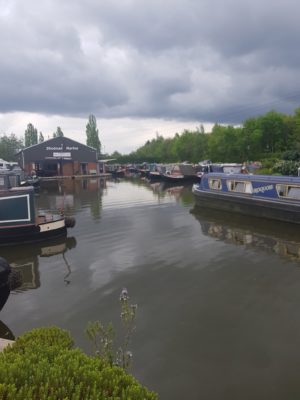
[261,157,280,169]
[0,326,157,400]
[253,167,273,175]
[273,160,300,176]
[282,150,300,161]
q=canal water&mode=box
[2,177,300,400]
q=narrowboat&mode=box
[192,173,300,224]
[148,164,168,182]
[0,172,75,245]
[161,163,201,183]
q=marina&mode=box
[2,177,300,399]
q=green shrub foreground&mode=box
[0,326,157,400]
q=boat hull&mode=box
[148,172,162,182]
[192,186,300,224]
[0,218,67,246]
[161,174,199,183]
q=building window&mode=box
[208,178,222,190]
[227,180,253,194]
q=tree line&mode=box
[3,108,300,168]
[113,108,300,167]
[0,114,101,161]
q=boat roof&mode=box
[204,173,300,183]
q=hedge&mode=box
[0,326,157,400]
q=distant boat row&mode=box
[106,161,245,183]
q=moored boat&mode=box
[0,172,75,245]
[148,164,168,182]
[148,170,162,181]
[192,172,300,224]
[161,163,200,183]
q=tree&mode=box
[260,111,286,153]
[53,127,64,138]
[207,124,241,162]
[111,151,122,160]
[39,132,44,143]
[86,114,101,157]
[0,133,23,161]
[24,123,38,147]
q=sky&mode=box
[1,0,300,154]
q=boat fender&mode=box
[0,257,22,291]
[65,216,76,228]
[0,257,11,285]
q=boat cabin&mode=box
[0,172,21,190]
[0,173,36,228]
[201,173,300,200]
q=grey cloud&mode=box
[1,0,300,125]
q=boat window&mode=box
[208,178,222,190]
[277,184,300,199]
[276,184,286,197]
[8,175,19,188]
[244,182,253,193]
[227,180,253,194]
[287,187,300,199]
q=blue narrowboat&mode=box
[192,173,300,224]
[0,172,75,245]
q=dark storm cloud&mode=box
[1,0,300,124]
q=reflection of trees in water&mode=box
[191,206,300,263]
[89,189,103,220]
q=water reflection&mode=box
[0,237,77,291]
[191,206,300,262]
[146,181,194,204]
[3,177,300,398]
[39,178,106,220]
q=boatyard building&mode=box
[16,137,98,177]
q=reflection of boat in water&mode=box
[1,237,76,292]
[149,181,186,195]
[191,207,300,262]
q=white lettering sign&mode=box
[46,146,63,150]
[53,152,71,158]
[66,146,78,150]
[253,184,273,194]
